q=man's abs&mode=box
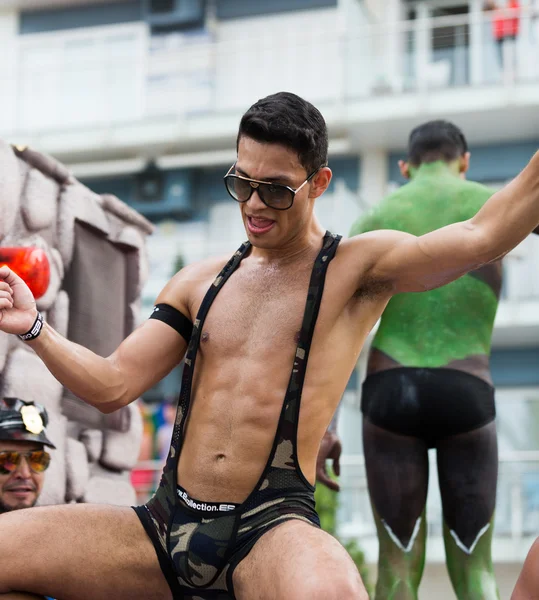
[177,385,290,503]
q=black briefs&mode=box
[362,367,498,554]
[150,303,193,344]
[361,367,495,447]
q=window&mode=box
[20,1,143,34]
[149,0,175,13]
[144,0,206,32]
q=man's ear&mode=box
[399,160,411,180]
[309,167,332,199]
[459,152,471,177]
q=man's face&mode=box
[235,136,330,249]
[0,440,46,513]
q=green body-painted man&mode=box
[319,121,506,600]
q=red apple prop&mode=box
[0,247,51,300]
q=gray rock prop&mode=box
[0,143,154,506]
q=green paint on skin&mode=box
[443,517,500,600]
[350,161,498,367]
[371,506,427,600]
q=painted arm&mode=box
[0,265,190,413]
[361,151,539,294]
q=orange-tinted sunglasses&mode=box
[0,450,51,474]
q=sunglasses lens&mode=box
[0,452,19,474]
[225,176,252,202]
[259,183,293,210]
[28,451,50,473]
[0,451,50,474]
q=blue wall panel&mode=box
[389,141,539,186]
[216,0,337,20]
[144,0,205,32]
[329,156,360,193]
[191,156,360,218]
[83,154,360,222]
[83,168,194,220]
[20,1,143,34]
[491,348,539,387]
[82,176,135,201]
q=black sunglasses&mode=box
[0,450,51,474]
[223,164,322,211]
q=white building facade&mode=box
[1,0,539,596]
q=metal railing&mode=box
[3,9,539,136]
[131,451,539,545]
[337,452,539,544]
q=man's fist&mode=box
[0,265,39,335]
[316,430,342,492]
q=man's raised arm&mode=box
[0,265,191,414]
[362,151,539,293]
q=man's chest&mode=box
[192,271,309,357]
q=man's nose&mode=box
[13,457,32,478]
[246,188,266,210]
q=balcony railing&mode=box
[3,8,539,136]
[337,452,539,562]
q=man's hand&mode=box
[0,266,38,335]
[316,431,342,492]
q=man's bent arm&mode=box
[365,151,539,293]
[28,318,187,413]
[17,268,194,413]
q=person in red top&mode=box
[485,0,521,73]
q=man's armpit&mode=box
[354,275,393,301]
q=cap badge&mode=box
[20,405,44,435]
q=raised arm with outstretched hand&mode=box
[353,151,539,293]
[0,265,189,413]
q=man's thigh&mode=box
[437,421,498,552]
[363,418,429,551]
[0,503,172,600]
[232,520,368,600]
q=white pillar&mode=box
[359,149,389,210]
[470,0,484,86]
[385,0,405,92]
[518,0,533,80]
[415,2,431,93]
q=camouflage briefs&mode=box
[134,483,319,599]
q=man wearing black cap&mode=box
[0,397,55,515]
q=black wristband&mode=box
[18,312,44,341]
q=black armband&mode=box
[18,311,44,341]
[150,303,193,344]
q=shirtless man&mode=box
[0,92,538,600]
[322,120,506,600]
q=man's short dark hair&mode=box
[408,120,468,165]
[237,92,328,175]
